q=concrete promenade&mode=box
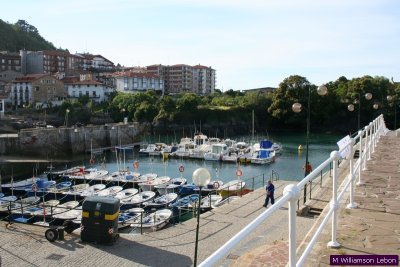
[0,130,398,266]
[0,179,320,267]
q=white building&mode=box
[64,78,112,103]
[114,72,164,94]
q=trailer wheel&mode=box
[45,228,59,242]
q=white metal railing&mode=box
[199,114,387,267]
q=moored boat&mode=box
[219,180,246,198]
[130,209,172,231]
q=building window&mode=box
[124,77,128,90]
[79,91,82,97]
[86,91,89,97]
[93,91,96,97]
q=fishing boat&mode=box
[95,185,123,197]
[169,194,199,209]
[47,181,72,192]
[120,191,156,209]
[114,188,139,200]
[250,140,276,164]
[194,180,224,196]
[204,143,228,161]
[1,177,41,189]
[130,209,172,231]
[118,208,144,230]
[143,193,178,209]
[199,194,223,210]
[219,180,246,198]
[154,177,187,195]
[139,176,171,192]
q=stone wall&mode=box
[0,122,145,157]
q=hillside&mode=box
[0,19,61,52]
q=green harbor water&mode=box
[1,132,342,187]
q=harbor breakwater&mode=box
[0,122,145,157]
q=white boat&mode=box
[139,176,171,192]
[250,148,275,164]
[139,144,157,156]
[63,183,105,197]
[114,188,139,200]
[105,171,140,182]
[96,185,123,196]
[1,177,41,189]
[170,138,195,158]
[52,201,81,220]
[130,209,172,231]
[118,208,144,229]
[120,191,156,208]
[272,143,282,154]
[199,194,223,209]
[133,173,157,184]
[250,140,276,164]
[219,180,246,198]
[68,169,109,181]
[154,177,187,195]
[143,193,178,209]
[204,143,229,161]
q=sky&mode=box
[2,0,400,90]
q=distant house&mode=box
[0,52,21,72]
[10,74,66,108]
[113,71,164,94]
[63,76,113,103]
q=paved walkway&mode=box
[232,130,400,266]
[301,131,400,266]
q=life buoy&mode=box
[179,165,184,172]
[32,183,38,192]
[133,161,139,169]
[213,181,220,189]
[89,158,95,164]
[236,169,243,177]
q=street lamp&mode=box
[292,84,328,204]
[65,109,70,127]
[192,167,211,267]
[387,95,399,129]
[347,92,372,130]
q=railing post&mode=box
[368,122,373,160]
[362,125,368,171]
[347,138,357,209]
[372,119,377,153]
[357,129,362,182]
[328,151,341,248]
[283,184,300,267]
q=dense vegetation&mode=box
[49,75,399,136]
[0,19,60,52]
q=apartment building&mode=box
[0,52,21,72]
[10,74,66,108]
[113,71,164,93]
[63,76,113,103]
[146,64,216,95]
[192,64,215,95]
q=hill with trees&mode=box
[0,19,61,52]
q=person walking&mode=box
[263,180,275,207]
[303,161,312,175]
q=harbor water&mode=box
[82,132,341,188]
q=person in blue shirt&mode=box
[263,180,275,207]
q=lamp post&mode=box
[387,95,398,129]
[192,167,211,267]
[292,84,328,204]
[65,109,70,127]
[347,92,372,130]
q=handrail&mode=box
[199,114,387,267]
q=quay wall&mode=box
[0,122,146,157]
